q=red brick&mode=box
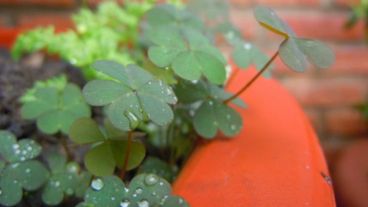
[281,77,368,107]
[231,9,364,41]
[282,11,365,41]
[17,14,73,30]
[333,0,360,7]
[230,0,320,7]
[325,108,368,136]
[0,0,75,7]
[229,9,258,39]
[321,46,368,76]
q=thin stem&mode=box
[120,131,133,180]
[60,135,73,161]
[224,50,279,104]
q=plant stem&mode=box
[224,51,279,104]
[60,135,73,161]
[120,131,133,180]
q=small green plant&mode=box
[5,1,335,206]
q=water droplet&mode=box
[152,192,157,196]
[124,187,129,193]
[189,110,195,117]
[54,181,60,187]
[159,182,164,186]
[91,178,104,191]
[12,144,19,150]
[132,193,137,197]
[111,196,116,201]
[148,81,152,85]
[135,187,143,194]
[208,101,213,106]
[158,81,163,86]
[25,168,31,173]
[226,114,231,119]
[231,125,237,130]
[243,43,252,50]
[120,201,130,207]
[145,174,158,186]
[20,157,25,161]
[165,67,169,70]
[138,200,149,207]
[15,150,20,154]
[27,146,32,151]
[0,189,2,195]
[66,163,79,173]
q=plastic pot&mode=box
[173,68,336,207]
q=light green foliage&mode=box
[0,131,49,207]
[346,0,368,39]
[20,75,90,134]
[254,6,335,72]
[69,117,146,176]
[11,1,155,79]
[42,153,92,205]
[77,174,188,207]
[83,61,177,131]
[175,80,244,138]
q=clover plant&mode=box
[4,0,336,206]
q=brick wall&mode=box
[0,0,367,162]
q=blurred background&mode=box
[0,0,367,206]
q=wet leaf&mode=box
[83,61,177,131]
[20,76,91,134]
[78,174,188,207]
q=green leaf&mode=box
[42,153,92,205]
[279,38,308,72]
[69,118,105,144]
[148,27,226,84]
[138,157,177,182]
[0,131,41,163]
[80,174,188,207]
[254,6,294,37]
[83,61,177,131]
[254,6,335,71]
[193,100,242,138]
[295,38,335,69]
[21,77,91,135]
[85,140,145,176]
[0,160,49,206]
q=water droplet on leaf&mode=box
[120,201,130,207]
[145,174,158,186]
[91,178,104,191]
[138,200,149,207]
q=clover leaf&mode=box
[147,26,227,84]
[77,174,188,207]
[83,61,177,131]
[0,131,49,207]
[138,157,177,182]
[175,81,244,138]
[42,152,92,205]
[20,76,91,134]
[69,117,146,176]
[254,6,335,72]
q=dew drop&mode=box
[91,178,104,191]
[231,125,237,130]
[27,146,32,151]
[54,181,60,187]
[179,198,184,204]
[25,168,31,173]
[124,187,129,193]
[208,101,213,106]
[120,201,130,207]
[159,182,164,186]
[145,174,158,186]
[138,200,149,207]
[111,196,116,201]
[12,144,19,150]
[135,188,143,194]
[243,43,252,50]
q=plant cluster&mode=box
[3,0,334,206]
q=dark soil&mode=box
[0,48,85,138]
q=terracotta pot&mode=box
[173,68,336,207]
[334,139,368,207]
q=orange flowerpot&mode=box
[173,68,336,207]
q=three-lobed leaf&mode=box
[83,61,177,131]
[21,77,91,134]
[254,6,335,72]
